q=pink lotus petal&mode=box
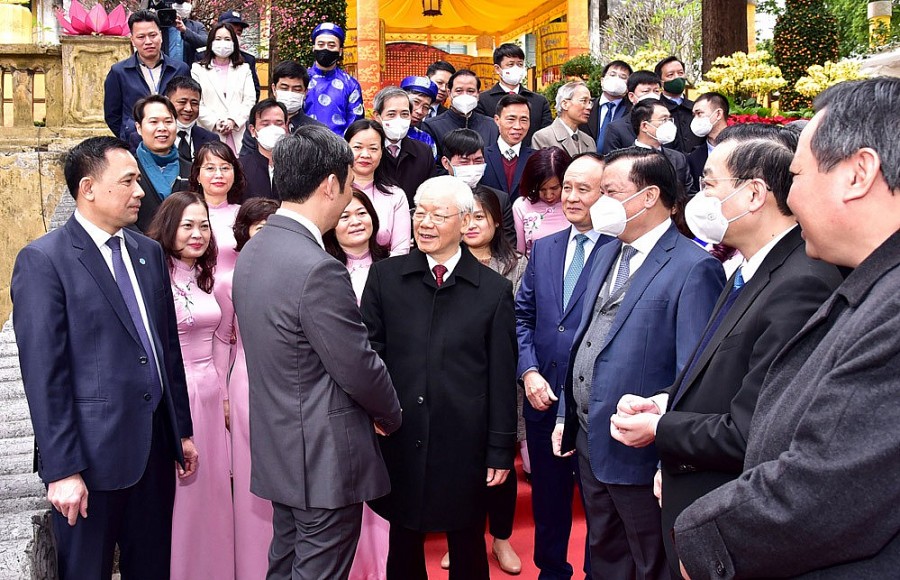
[68,1,90,34]
[55,9,80,35]
[87,4,109,34]
[105,5,127,33]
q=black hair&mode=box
[695,92,730,117]
[493,43,525,66]
[133,94,177,124]
[723,139,795,216]
[127,9,160,31]
[427,60,456,77]
[275,125,354,204]
[495,93,530,117]
[164,75,202,97]
[654,56,685,78]
[249,98,288,127]
[627,70,662,94]
[630,99,668,135]
[471,185,519,275]
[198,23,245,68]
[602,60,633,77]
[449,69,480,92]
[344,119,401,195]
[716,123,798,152]
[271,60,310,87]
[603,146,678,209]
[442,129,484,159]
[64,136,131,200]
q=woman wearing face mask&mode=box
[323,190,391,580]
[189,141,246,275]
[214,198,280,580]
[453,185,528,573]
[345,119,412,256]
[147,192,235,580]
[191,23,256,155]
[513,147,573,256]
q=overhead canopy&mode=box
[380,0,566,37]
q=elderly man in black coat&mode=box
[360,175,518,580]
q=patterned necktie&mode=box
[387,144,400,158]
[572,132,580,142]
[671,268,745,403]
[611,244,638,294]
[433,264,448,287]
[177,130,191,161]
[106,236,162,408]
[563,234,589,309]
[596,102,615,153]
[504,148,517,161]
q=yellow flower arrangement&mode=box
[609,48,672,76]
[794,60,869,98]
[695,51,787,101]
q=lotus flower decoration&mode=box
[56,2,131,36]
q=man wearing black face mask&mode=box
[304,22,364,137]
[654,56,703,155]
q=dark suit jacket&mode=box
[233,215,401,510]
[481,143,533,199]
[378,136,438,207]
[11,217,193,490]
[686,143,709,191]
[675,230,900,579]
[659,146,696,194]
[660,94,704,154]
[104,53,189,144]
[188,124,219,161]
[560,223,725,484]
[602,114,636,154]
[361,246,517,531]
[656,228,842,568]
[135,153,191,232]
[239,148,278,202]
[581,97,630,143]
[483,184,517,249]
[515,228,613,421]
[476,84,553,147]
[422,109,499,162]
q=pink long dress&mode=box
[346,251,390,580]
[355,181,411,256]
[512,197,570,257]
[207,201,240,275]
[215,269,274,580]
[170,259,235,580]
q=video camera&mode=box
[142,0,177,28]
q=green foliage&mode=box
[271,0,347,67]
[773,0,839,110]
[560,54,596,79]
[825,0,900,57]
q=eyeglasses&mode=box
[411,209,461,225]
[201,165,234,174]
[569,98,592,106]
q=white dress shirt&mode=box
[276,207,324,249]
[563,227,603,272]
[426,247,463,279]
[498,136,522,158]
[611,217,672,279]
[740,224,797,283]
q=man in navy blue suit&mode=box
[515,152,613,579]
[11,137,197,579]
[481,94,534,198]
[104,10,188,148]
[554,147,724,579]
[163,75,218,164]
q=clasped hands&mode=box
[609,393,667,448]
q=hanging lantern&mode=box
[422,0,442,17]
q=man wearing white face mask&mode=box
[374,86,438,208]
[600,70,664,155]
[240,60,325,157]
[440,129,515,246]
[424,70,499,162]
[166,2,207,66]
[240,99,288,202]
[475,43,552,148]
[580,60,633,151]
[632,100,695,194]
[686,92,730,190]
[553,146,724,580]
[609,136,842,578]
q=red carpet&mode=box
[424,458,589,578]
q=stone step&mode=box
[0,510,45,543]
[0,342,18,362]
[0,377,24,401]
[0,539,30,580]
[0,451,32,477]
[0,472,43,502]
[0,418,33,442]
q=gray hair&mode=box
[414,175,476,214]
[555,81,587,112]
[812,77,900,191]
[373,86,412,115]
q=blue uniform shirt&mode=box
[408,126,437,159]
[304,64,365,136]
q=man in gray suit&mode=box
[233,125,402,580]
[674,77,900,578]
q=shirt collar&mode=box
[707,139,715,154]
[568,226,600,245]
[629,218,672,256]
[598,96,622,107]
[74,209,122,250]
[426,246,463,278]
[497,136,521,156]
[634,139,654,150]
[384,138,402,150]
[275,207,324,249]
[740,224,797,282]
[499,81,520,94]
[559,119,576,137]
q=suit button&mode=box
[586,341,592,347]
[715,561,726,576]
[551,361,557,367]
[143,393,152,401]
[139,356,148,365]
[415,440,422,448]
[558,325,565,332]
[416,396,424,404]
[578,376,584,382]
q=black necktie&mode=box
[177,130,191,161]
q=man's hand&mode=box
[224,399,231,432]
[178,437,198,479]
[680,560,691,579]
[174,16,186,32]
[653,469,662,507]
[486,468,509,487]
[523,370,557,411]
[609,411,660,448]
[615,394,662,417]
[48,474,88,526]
[551,423,574,457]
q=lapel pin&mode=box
[139,258,146,265]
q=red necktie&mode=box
[433,264,448,287]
